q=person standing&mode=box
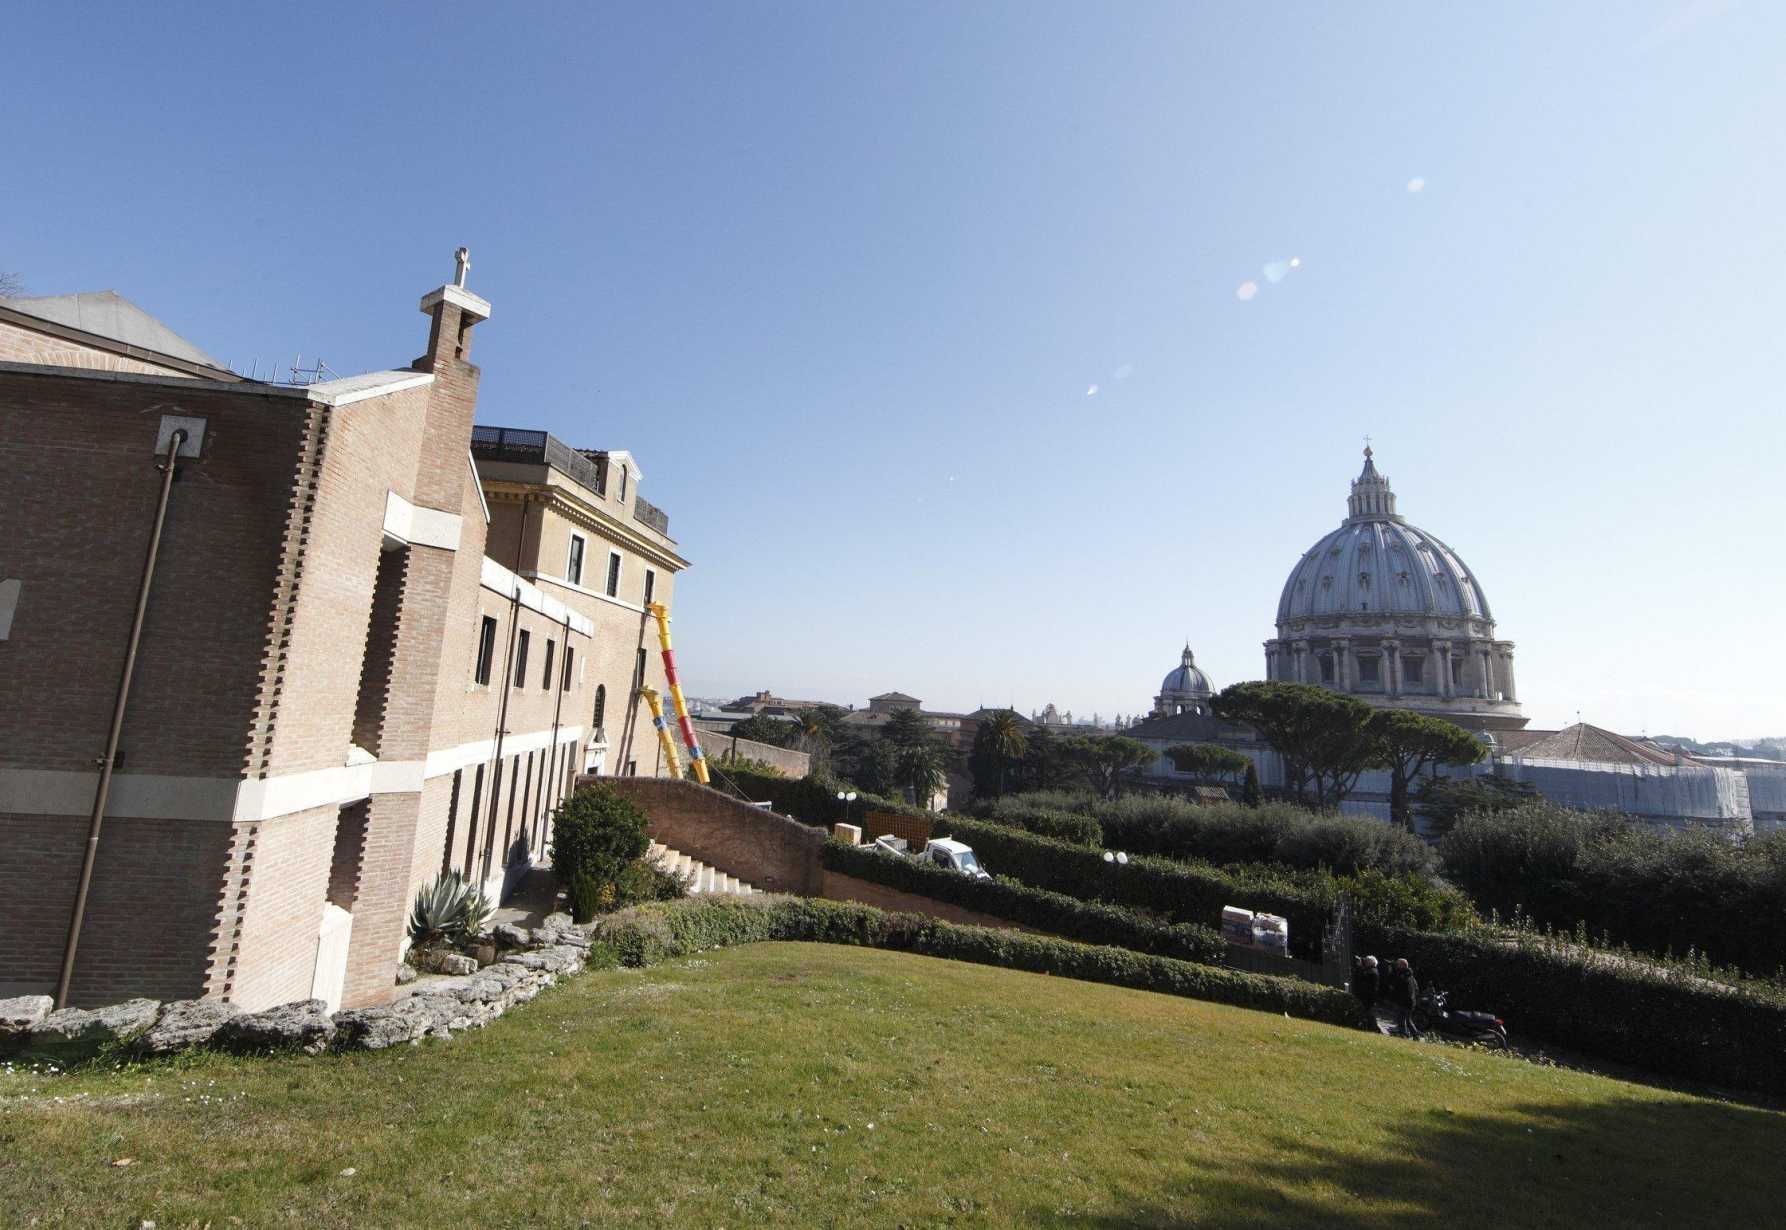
[1387,957,1421,1038]
[1352,955,1380,1023]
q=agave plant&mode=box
[408,871,493,946]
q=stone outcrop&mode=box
[24,998,160,1060]
[216,999,337,1055]
[15,911,610,1065]
[136,999,242,1056]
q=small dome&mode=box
[1160,644,1213,699]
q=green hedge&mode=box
[1357,921,1786,1098]
[933,814,1333,958]
[973,804,1102,846]
[1440,804,1786,979]
[821,839,1230,966]
[712,767,928,830]
[594,895,1364,1028]
[988,791,1437,878]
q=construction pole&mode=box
[647,601,709,783]
[638,685,683,780]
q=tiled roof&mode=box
[1507,723,1692,766]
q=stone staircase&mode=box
[648,841,759,896]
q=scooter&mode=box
[1415,987,1509,1049]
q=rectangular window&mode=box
[562,645,576,692]
[620,464,628,501]
[1358,656,1380,685]
[1319,655,1335,684]
[605,552,621,598]
[464,764,485,875]
[1404,657,1425,685]
[441,768,463,877]
[514,629,530,688]
[636,647,648,688]
[542,639,556,690]
[566,534,586,586]
[643,568,656,605]
[474,615,498,685]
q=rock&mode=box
[472,943,497,967]
[335,998,439,1050]
[136,999,241,1056]
[0,995,53,1033]
[500,945,585,975]
[436,953,479,976]
[541,911,574,931]
[395,962,418,986]
[25,998,160,1061]
[492,923,533,948]
[215,999,336,1055]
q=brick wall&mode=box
[229,805,339,1010]
[709,734,812,778]
[0,814,232,1003]
[595,777,823,895]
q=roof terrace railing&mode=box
[470,425,606,496]
[634,495,670,535]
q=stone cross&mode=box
[454,246,470,288]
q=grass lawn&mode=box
[2,943,1780,1228]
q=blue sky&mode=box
[9,2,1782,737]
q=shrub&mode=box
[614,858,692,908]
[1358,920,1786,1098]
[716,767,928,830]
[567,871,608,925]
[714,753,786,777]
[931,815,1468,958]
[594,895,1365,1028]
[976,802,1102,846]
[1440,803,1786,977]
[407,872,492,946]
[822,839,1230,966]
[991,791,1437,878]
[550,784,651,898]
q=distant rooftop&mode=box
[4,290,224,369]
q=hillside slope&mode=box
[3,943,1780,1227]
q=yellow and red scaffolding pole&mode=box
[637,684,683,780]
[647,601,709,784]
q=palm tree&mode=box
[898,742,946,810]
[983,710,1028,797]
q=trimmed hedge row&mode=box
[1358,921,1786,1098]
[934,814,1333,959]
[985,791,1437,878]
[713,767,929,830]
[594,895,1365,1028]
[821,839,1230,966]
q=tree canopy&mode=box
[1065,735,1155,800]
[1165,742,1251,781]
[1367,709,1485,830]
[1212,681,1379,808]
[969,709,1029,798]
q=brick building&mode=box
[0,264,689,1011]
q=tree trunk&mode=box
[1390,763,1411,832]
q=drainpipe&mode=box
[56,429,186,1008]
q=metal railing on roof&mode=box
[470,426,606,496]
[633,495,670,535]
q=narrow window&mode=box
[514,629,531,688]
[464,764,485,875]
[593,684,607,731]
[1319,655,1335,684]
[474,616,498,685]
[605,552,621,598]
[441,768,463,876]
[542,639,556,691]
[643,568,656,605]
[625,759,637,777]
[566,534,586,586]
[1358,656,1380,685]
[481,758,505,881]
[1404,657,1425,686]
[620,464,628,501]
[635,647,647,688]
[562,645,575,692]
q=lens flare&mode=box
[1407,177,1426,193]
[1085,384,1099,396]
[1236,280,1259,301]
[1263,260,1292,284]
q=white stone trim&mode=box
[519,569,646,615]
[468,450,492,524]
[307,371,435,407]
[0,724,584,824]
[382,490,463,551]
[419,284,492,322]
[479,557,596,637]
